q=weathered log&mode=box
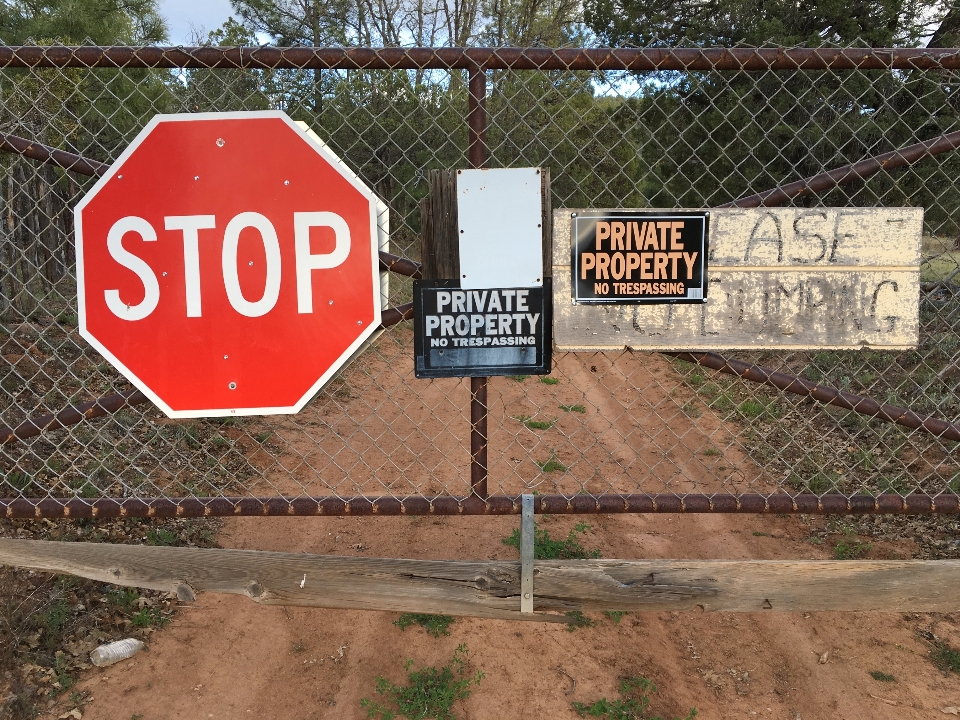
[1,539,957,619]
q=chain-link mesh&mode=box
[0,44,958,513]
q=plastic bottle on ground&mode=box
[89,638,145,667]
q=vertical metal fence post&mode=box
[467,64,489,500]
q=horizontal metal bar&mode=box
[378,251,422,278]
[2,493,957,518]
[0,302,415,445]
[1,46,960,71]
[666,351,960,442]
[723,129,960,207]
[0,387,146,445]
[0,130,107,176]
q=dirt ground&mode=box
[7,348,960,720]
[57,511,960,720]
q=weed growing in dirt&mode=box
[560,404,586,413]
[394,613,454,638]
[540,377,560,385]
[147,528,177,546]
[360,643,483,720]
[566,611,596,631]
[107,588,140,612]
[573,675,697,719]
[507,375,529,382]
[604,611,627,625]
[131,608,169,629]
[513,415,556,430]
[932,641,960,672]
[833,539,872,559]
[869,671,895,682]
[502,520,600,560]
[536,453,567,472]
[702,447,720,456]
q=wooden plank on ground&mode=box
[553,207,922,350]
[2,539,958,618]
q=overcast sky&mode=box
[156,0,235,44]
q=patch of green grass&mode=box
[360,644,483,720]
[503,520,600,560]
[573,675,697,720]
[536,454,567,473]
[107,588,140,612]
[565,611,596,632]
[39,599,70,648]
[834,539,872,560]
[560,404,586,413]
[131,608,169,629]
[702,447,720,457]
[603,611,627,625]
[53,654,74,695]
[752,531,768,537]
[681,400,701,418]
[513,414,556,430]
[540,376,560,385]
[393,613,454,638]
[869,671,895,682]
[932,641,960,673]
[507,375,529,382]
[737,398,781,419]
[147,528,178,546]
[5,470,31,491]
[789,470,840,494]
[255,431,271,442]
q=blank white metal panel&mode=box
[457,168,543,289]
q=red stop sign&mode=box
[76,111,382,418]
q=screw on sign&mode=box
[75,111,382,418]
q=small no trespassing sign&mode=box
[414,280,552,378]
[572,210,709,304]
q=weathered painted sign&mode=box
[554,207,921,351]
[572,211,708,303]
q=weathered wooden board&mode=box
[554,207,922,350]
[3,539,960,617]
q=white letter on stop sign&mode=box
[222,212,282,318]
[294,211,350,313]
[104,216,160,321]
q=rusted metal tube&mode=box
[470,376,489,498]
[723,130,960,208]
[467,65,490,500]
[468,66,487,169]
[3,46,960,71]
[0,131,107,176]
[379,251,422,278]
[2,493,957,518]
[0,304,415,445]
[666,351,960,442]
[0,387,147,444]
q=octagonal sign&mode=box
[76,111,382,418]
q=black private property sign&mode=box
[413,280,552,378]
[572,211,709,304]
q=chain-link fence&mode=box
[0,44,958,517]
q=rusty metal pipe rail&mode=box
[665,351,960,442]
[722,129,960,208]
[0,302,413,445]
[3,46,960,71]
[0,131,108,176]
[3,493,959,519]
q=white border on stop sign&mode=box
[74,110,385,418]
